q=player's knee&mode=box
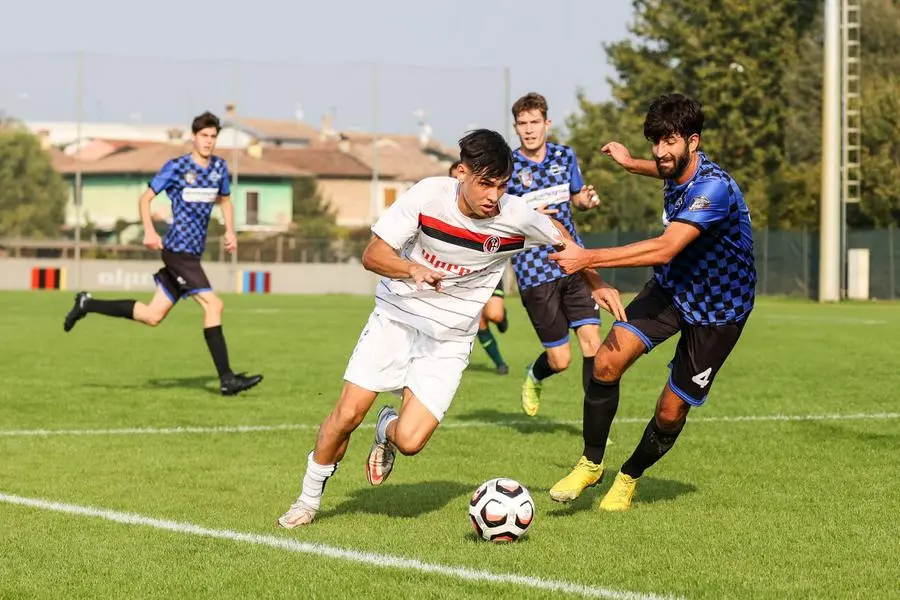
[547,351,571,372]
[483,304,503,323]
[592,353,623,383]
[204,297,224,317]
[144,311,166,327]
[332,404,367,433]
[655,409,687,432]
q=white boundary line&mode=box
[0,412,896,438]
[0,492,679,600]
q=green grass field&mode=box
[0,290,897,600]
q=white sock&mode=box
[376,413,399,444]
[298,451,338,511]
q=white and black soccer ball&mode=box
[468,478,534,543]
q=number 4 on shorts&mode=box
[692,367,712,389]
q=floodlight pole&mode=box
[819,0,841,302]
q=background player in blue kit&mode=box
[508,93,603,422]
[63,111,263,397]
[549,93,757,510]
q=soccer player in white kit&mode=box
[277,129,625,528]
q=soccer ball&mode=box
[468,478,534,542]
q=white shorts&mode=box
[343,309,473,422]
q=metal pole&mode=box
[503,66,511,145]
[819,0,842,302]
[370,63,380,225]
[230,60,240,270]
[74,50,84,289]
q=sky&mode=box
[0,0,634,145]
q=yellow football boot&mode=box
[549,456,605,502]
[598,471,638,511]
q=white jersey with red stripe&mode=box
[371,176,564,341]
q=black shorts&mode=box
[614,279,748,406]
[154,249,213,302]
[520,274,601,348]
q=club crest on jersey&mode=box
[184,172,197,184]
[689,196,711,211]
[483,236,501,254]
[209,171,221,183]
[519,170,533,188]
[549,164,562,176]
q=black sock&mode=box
[583,377,620,464]
[85,298,135,320]
[621,418,685,479]
[203,325,233,378]
[582,356,595,393]
[476,327,506,367]
[530,351,556,381]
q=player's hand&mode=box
[537,203,558,215]
[143,231,163,251]
[582,184,599,208]
[224,230,238,254]
[547,244,589,274]
[592,282,627,323]
[410,264,444,292]
[601,142,633,169]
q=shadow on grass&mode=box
[82,375,223,396]
[324,480,471,520]
[453,408,581,436]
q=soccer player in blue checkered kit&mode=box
[548,94,757,510]
[507,93,603,422]
[63,111,263,397]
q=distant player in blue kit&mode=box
[549,93,757,510]
[63,111,263,397]
[508,93,603,423]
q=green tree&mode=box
[291,176,337,240]
[290,176,339,260]
[856,0,900,226]
[0,129,67,238]
[566,95,661,233]
[567,0,835,229]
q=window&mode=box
[246,191,259,225]
[383,187,397,208]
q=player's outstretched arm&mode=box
[602,142,661,178]
[138,188,162,251]
[548,221,626,321]
[548,221,701,272]
[362,235,444,291]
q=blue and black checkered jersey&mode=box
[149,154,231,256]
[656,152,757,325]
[506,142,586,290]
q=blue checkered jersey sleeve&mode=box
[149,160,177,195]
[218,160,231,196]
[567,147,584,194]
[672,180,730,231]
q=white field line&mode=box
[0,492,679,600]
[0,412,897,438]
[755,315,889,325]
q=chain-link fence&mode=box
[583,227,899,300]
